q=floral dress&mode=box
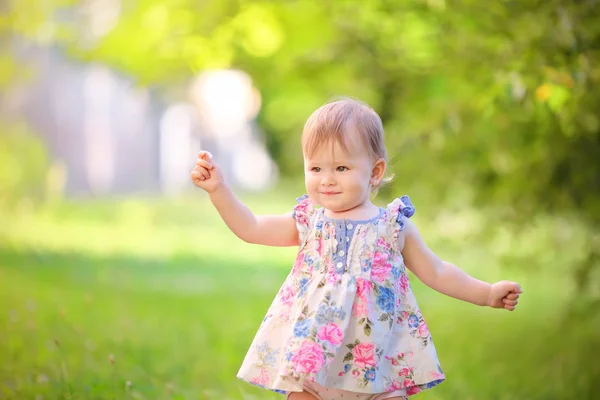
[237,195,445,396]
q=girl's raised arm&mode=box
[191,151,299,247]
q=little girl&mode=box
[191,98,522,400]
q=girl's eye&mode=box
[336,166,348,172]
[311,167,321,172]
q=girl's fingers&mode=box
[198,151,214,165]
[195,158,212,170]
[198,166,210,179]
[502,299,518,306]
[190,170,205,182]
[192,166,210,180]
[505,293,520,300]
[505,305,516,311]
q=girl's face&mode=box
[303,127,385,215]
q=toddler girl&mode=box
[191,98,522,400]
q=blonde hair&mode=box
[302,97,391,191]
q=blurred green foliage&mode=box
[8,0,600,302]
[0,125,50,209]
[74,0,600,220]
[4,1,598,216]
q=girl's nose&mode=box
[321,174,335,186]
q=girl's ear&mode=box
[370,158,387,186]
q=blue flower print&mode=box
[376,287,395,313]
[362,259,372,273]
[316,305,333,324]
[344,364,351,372]
[298,278,309,296]
[263,350,277,366]
[316,220,323,229]
[256,342,269,352]
[425,380,443,389]
[293,319,311,337]
[391,265,401,280]
[365,368,376,381]
[305,255,314,266]
[315,305,328,324]
[334,307,347,320]
[316,305,345,324]
[408,314,419,328]
[348,277,357,292]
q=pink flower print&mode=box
[430,371,445,380]
[292,254,305,275]
[399,274,409,293]
[406,384,421,395]
[250,368,270,386]
[327,267,339,285]
[294,202,310,226]
[371,252,392,284]
[386,380,403,391]
[279,285,296,306]
[316,237,322,256]
[356,278,373,298]
[317,323,343,346]
[352,278,373,317]
[417,322,430,338]
[351,297,369,317]
[372,251,387,268]
[352,369,360,377]
[376,237,391,251]
[398,311,408,324]
[290,340,325,374]
[352,343,376,369]
[296,213,308,226]
[398,367,411,377]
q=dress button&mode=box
[347,224,353,230]
[337,262,343,268]
[339,250,345,256]
[346,237,350,242]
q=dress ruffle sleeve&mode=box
[292,194,316,244]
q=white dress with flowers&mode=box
[237,195,445,396]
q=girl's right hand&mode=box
[191,151,224,193]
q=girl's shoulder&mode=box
[385,195,416,231]
[292,194,316,228]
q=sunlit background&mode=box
[1,1,599,399]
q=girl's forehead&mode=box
[304,140,368,163]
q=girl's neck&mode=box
[322,201,381,221]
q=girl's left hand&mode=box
[488,280,523,311]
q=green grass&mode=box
[1,191,598,399]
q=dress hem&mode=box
[237,373,446,396]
